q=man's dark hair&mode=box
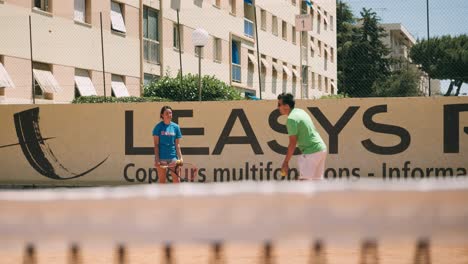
[277,93,295,108]
[160,105,172,119]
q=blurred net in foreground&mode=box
[1,179,468,263]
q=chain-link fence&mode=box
[337,0,467,98]
[0,0,466,104]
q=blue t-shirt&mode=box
[152,121,182,160]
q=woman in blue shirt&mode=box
[153,106,183,183]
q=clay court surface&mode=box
[1,242,468,263]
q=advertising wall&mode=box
[0,98,467,186]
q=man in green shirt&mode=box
[277,93,327,180]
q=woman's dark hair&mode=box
[160,106,172,119]
[277,93,295,109]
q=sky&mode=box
[345,0,468,94]
[345,0,468,39]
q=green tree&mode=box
[339,8,391,97]
[336,0,355,94]
[373,66,422,97]
[410,35,468,96]
[143,73,243,101]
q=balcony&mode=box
[232,63,242,83]
[244,18,254,38]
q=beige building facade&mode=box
[381,23,440,96]
[0,0,337,103]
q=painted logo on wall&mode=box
[0,108,108,180]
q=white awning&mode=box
[323,15,329,25]
[331,82,336,89]
[316,9,323,17]
[74,69,97,96]
[272,62,282,72]
[33,69,62,94]
[282,65,291,76]
[260,58,270,69]
[111,1,126,33]
[247,54,257,65]
[0,62,15,88]
[291,68,299,78]
[111,75,130,97]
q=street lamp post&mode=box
[192,28,209,102]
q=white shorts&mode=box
[297,151,327,180]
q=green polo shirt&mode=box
[286,108,327,154]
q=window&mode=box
[311,72,315,90]
[229,0,236,14]
[282,21,287,40]
[302,66,308,98]
[292,66,297,96]
[318,74,322,91]
[111,74,129,97]
[74,69,96,97]
[310,37,316,57]
[330,15,334,31]
[32,62,61,99]
[330,47,334,63]
[282,63,289,93]
[324,45,328,71]
[111,1,126,33]
[231,40,241,82]
[173,23,183,51]
[247,51,255,87]
[143,6,160,64]
[213,37,222,62]
[244,18,254,38]
[292,0,296,5]
[0,57,15,89]
[144,73,159,85]
[74,0,90,23]
[301,1,307,14]
[318,40,322,56]
[214,0,221,7]
[260,9,266,31]
[272,58,279,94]
[325,77,329,93]
[272,16,278,36]
[292,26,296,44]
[34,0,50,12]
[272,67,277,94]
[317,9,321,34]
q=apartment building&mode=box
[0,0,337,103]
[381,23,440,96]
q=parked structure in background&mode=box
[0,0,337,103]
[381,23,440,96]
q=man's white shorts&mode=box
[297,151,327,180]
